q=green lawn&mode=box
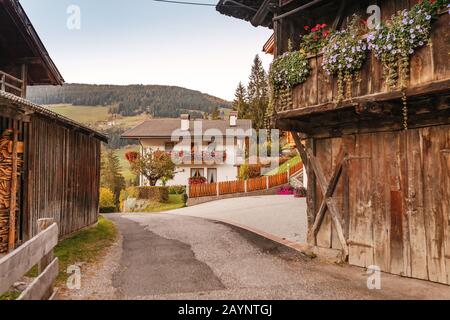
[45,104,110,125]
[144,194,186,213]
[265,155,301,176]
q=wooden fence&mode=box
[189,163,303,198]
[0,218,59,300]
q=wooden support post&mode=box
[292,132,308,170]
[1,73,5,91]
[8,122,19,252]
[244,180,248,193]
[266,176,269,190]
[21,64,27,98]
[216,183,220,197]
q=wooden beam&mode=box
[18,258,58,300]
[311,148,346,243]
[331,0,347,30]
[305,147,349,257]
[292,132,308,170]
[21,64,27,98]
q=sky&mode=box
[20,0,273,101]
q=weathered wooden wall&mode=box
[309,124,450,284]
[24,114,101,240]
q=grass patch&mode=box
[115,146,140,181]
[26,216,117,285]
[265,155,301,176]
[45,104,110,125]
[144,194,186,213]
[0,291,20,301]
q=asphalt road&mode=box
[106,213,450,300]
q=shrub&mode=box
[294,187,307,198]
[137,186,169,203]
[277,186,294,195]
[100,188,115,209]
[239,164,262,180]
[168,185,187,195]
[100,206,116,214]
[119,186,138,211]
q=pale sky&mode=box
[20,0,273,101]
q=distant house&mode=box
[122,112,252,186]
[0,0,107,254]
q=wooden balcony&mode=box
[275,14,450,125]
[0,70,26,98]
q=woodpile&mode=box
[0,129,22,254]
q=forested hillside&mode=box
[27,84,231,118]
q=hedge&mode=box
[137,186,169,203]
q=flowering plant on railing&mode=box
[301,23,333,55]
[322,15,369,101]
[188,177,207,185]
[269,41,311,111]
[367,0,447,130]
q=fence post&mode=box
[216,183,220,197]
[244,180,248,193]
[37,218,55,275]
[266,176,269,190]
[287,163,291,181]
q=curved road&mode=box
[105,212,450,300]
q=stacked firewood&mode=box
[0,129,22,254]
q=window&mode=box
[191,168,204,178]
[207,168,218,183]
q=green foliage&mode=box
[232,82,250,118]
[99,187,115,208]
[168,185,187,195]
[269,50,311,94]
[128,150,175,186]
[101,150,126,209]
[28,84,231,118]
[322,15,369,101]
[137,186,169,203]
[238,163,262,180]
[52,216,117,284]
[211,106,221,120]
[119,186,138,211]
[247,55,270,130]
[143,194,186,213]
[368,1,438,89]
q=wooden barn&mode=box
[217,0,450,284]
[0,0,107,254]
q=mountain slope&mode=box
[27,84,231,118]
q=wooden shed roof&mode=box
[216,0,275,28]
[0,90,108,142]
[0,0,64,85]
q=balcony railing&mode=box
[0,70,25,98]
[170,151,227,164]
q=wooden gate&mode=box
[295,124,450,284]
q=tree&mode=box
[247,55,269,129]
[127,150,175,186]
[101,150,126,208]
[232,82,249,118]
[211,107,221,120]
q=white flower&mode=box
[419,41,424,46]
[409,19,414,25]
[411,34,416,39]
[409,49,414,54]
[426,15,431,20]
[387,44,393,50]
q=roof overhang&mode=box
[216,0,276,28]
[0,0,64,86]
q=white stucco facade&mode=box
[139,137,243,186]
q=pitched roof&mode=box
[0,0,64,85]
[122,119,253,139]
[0,90,107,142]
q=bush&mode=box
[168,185,187,195]
[239,164,262,180]
[294,187,307,198]
[100,188,115,208]
[137,186,169,203]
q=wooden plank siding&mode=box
[25,114,101,240]
[309,124,450,284]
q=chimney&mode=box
[181,114,190,131]
[229,111,238,127]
